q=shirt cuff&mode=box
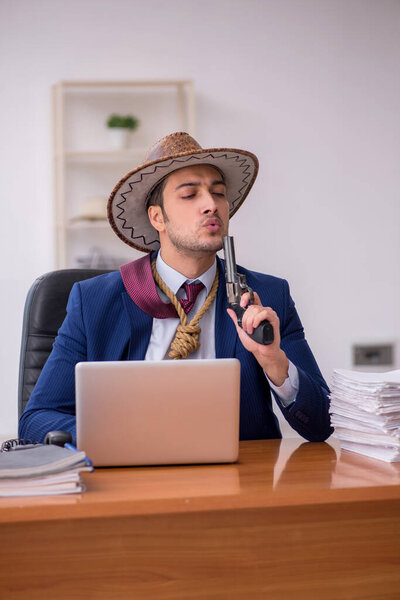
[266,361,299,407]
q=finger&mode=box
[240,291,263,309]
[227,308,257,349]
[240,305,258,334]
[251,308,280,346]
[242,306,278,335]
[239,292,252,309]
[240,304,259,333]
[240,304,269,327]
[252,291,262,306]
[253,307,279,330]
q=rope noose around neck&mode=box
[151,258,219,359]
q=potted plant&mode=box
[106,114,140,149]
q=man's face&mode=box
[153,164,229,257]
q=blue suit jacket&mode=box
[19,259,332,444]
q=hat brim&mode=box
[107,147,259,253]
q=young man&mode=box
[19,132,332,444]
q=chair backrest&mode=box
[18,269,113,419]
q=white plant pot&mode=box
[108,128,130,150]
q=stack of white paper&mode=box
[330,368,400,462]
[0,444,93,496]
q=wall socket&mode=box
[353,344,394,367]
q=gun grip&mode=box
[230,304,274,346]
[248,320,274,345]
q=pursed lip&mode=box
[202,217,223,230]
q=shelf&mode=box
[53,79,195,268]
[62,150,147,163]
[61,79,193,90]
[67,219,109,230]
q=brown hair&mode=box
[146,177,167,210]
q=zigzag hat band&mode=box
[107,132,259,253]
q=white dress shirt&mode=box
[145,253,217,361]
[145,253,298,406]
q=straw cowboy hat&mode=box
[107,131,259,253]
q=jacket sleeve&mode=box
[18,283,86,445]
[272,280,333,442]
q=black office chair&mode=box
[18,269,113,420]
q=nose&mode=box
[201,189,218,214]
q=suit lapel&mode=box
[121,291,153,360]
[215,258,238,358]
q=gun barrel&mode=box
[222,236,237,282]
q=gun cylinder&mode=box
[226,282,242,305]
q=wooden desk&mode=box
[1,439,399,599]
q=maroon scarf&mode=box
[120,254,178,319]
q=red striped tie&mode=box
[178,282,204,314]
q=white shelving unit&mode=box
[52,80,195,268]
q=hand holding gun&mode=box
[223,236,274,346]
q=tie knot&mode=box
[179,281,205,314]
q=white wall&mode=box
[0,0,399,437]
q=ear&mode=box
[148,205,166,232]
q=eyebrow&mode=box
[175,180,226,191]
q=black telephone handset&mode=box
[44,431,73,446]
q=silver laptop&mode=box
[75,359,240,467]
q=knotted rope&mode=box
[151,258,219,359]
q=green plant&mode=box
[106,114,139,130]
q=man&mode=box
[19,132,332,444]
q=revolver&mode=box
[222,236,274,346]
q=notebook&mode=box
[75,359,240,467]
[0,444,93,496]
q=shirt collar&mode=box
[156,252,217,295]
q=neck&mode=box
[159,248,216,279]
